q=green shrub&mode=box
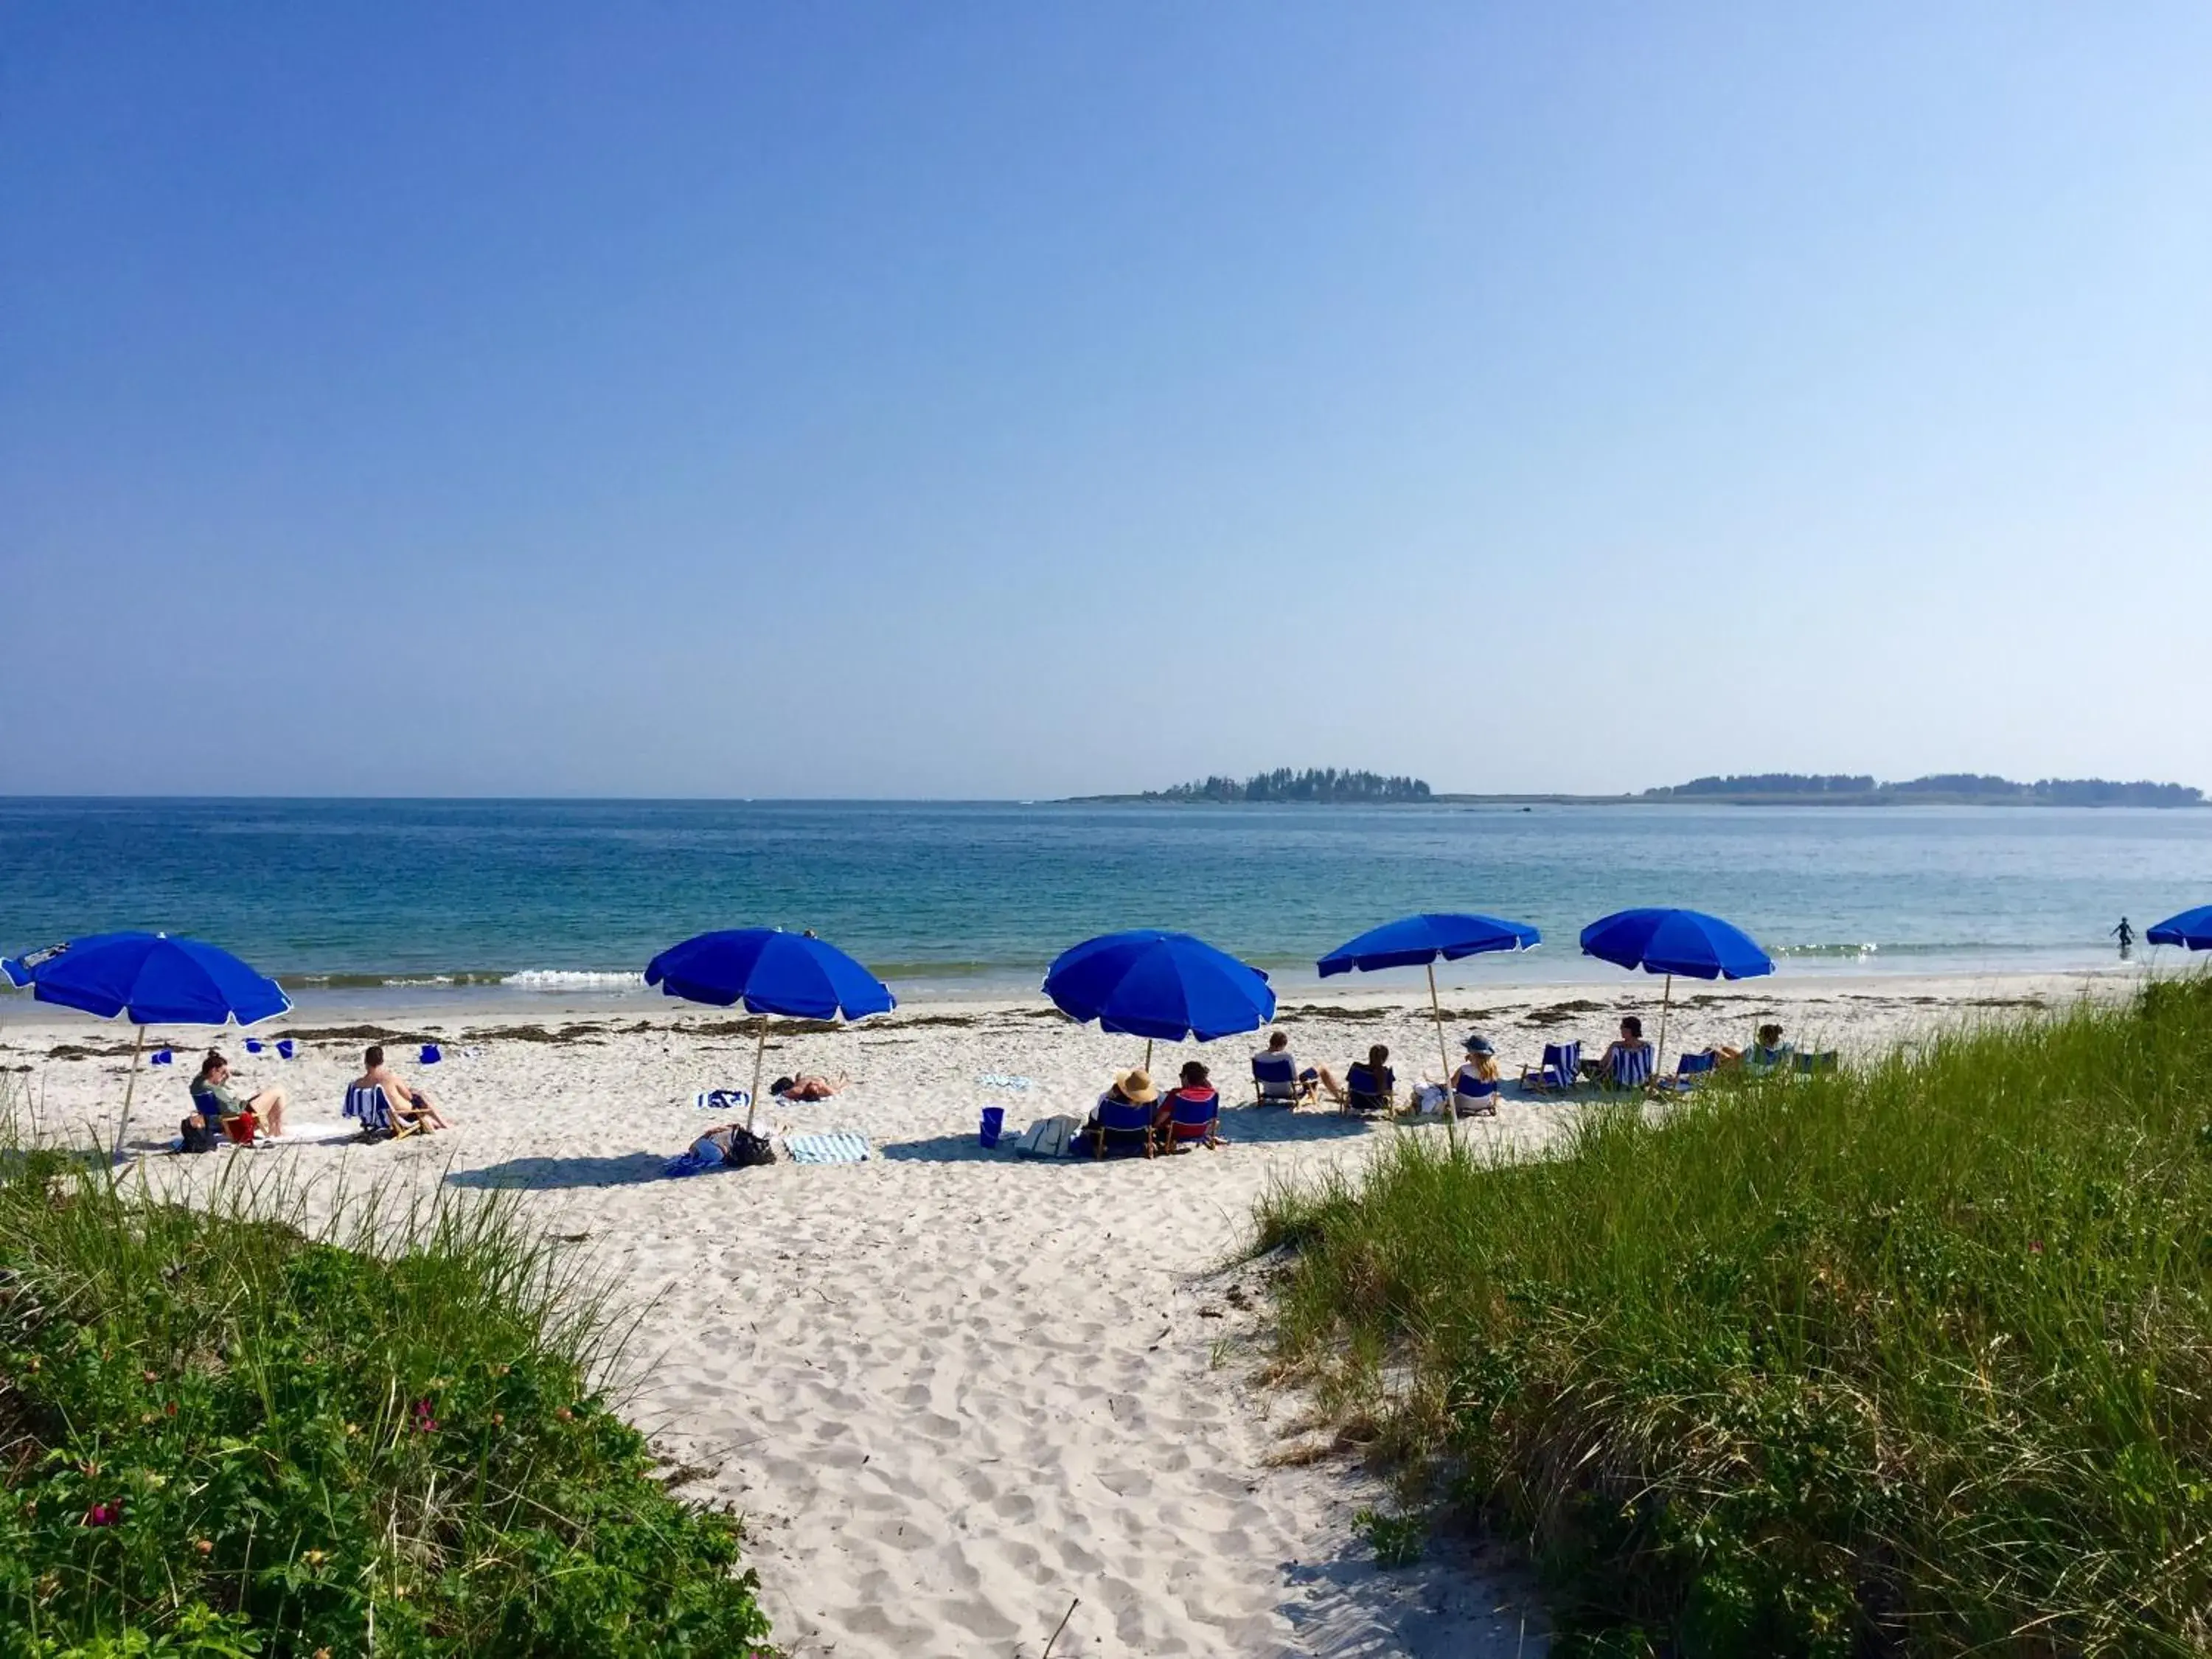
[1256,975,2212,1655]
[0,1131,771,1658]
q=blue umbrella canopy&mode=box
[1317,912,1540,976]
[1044,929,1276,1043]
[1580,908,1774,981]
[2146,907,2212,950]
[1318,914,1541,1123]
[1,932,291,1161]
[1579,908,1773,1087]
[645,928,895,1020]
[2,931,291,1025]
[645,928,894,1134]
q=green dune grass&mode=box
[0,1112,771,1658]
[1254,976,2212,1656]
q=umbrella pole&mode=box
[1144,1039,1153,1075]
[1655,973,1673,1089]
[746,1026,766,1135]
[113,1024,146,1164]
[1428,961,1456,1150]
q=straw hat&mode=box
[1116,1068,1158,1105]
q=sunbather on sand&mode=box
[1592,1018,1652,1087]
[193,1050,288,1136]
[354,1044,451,1130]
[1161,1060,1226,1147]
[1316,1044,1395,1111]
[1736,1023,1792,1069]
[1075,1068,1160,1155]
[771,1073,849,1102]
[1252,1029,1320,1104]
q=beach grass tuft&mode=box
[0,1082,771,1658]
[1253,974,2212,1655]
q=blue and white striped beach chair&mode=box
[1795,1049,1839,1075]
[1452,1071,1500,1117]
[343,1084,418,1141]
[1519,1041,1582,1094]
[1602,1043,1654,1091]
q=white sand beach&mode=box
[0,968,2132,1658]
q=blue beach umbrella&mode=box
[645,928,895,1131]
[1,932,292,1159]
[2146,907,2212,950]
[1043,929,1276,1068]
[1579,908,1774,1079]
[1318,913,1541,1106]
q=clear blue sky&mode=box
[4,4,2207,797]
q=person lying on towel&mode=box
[770,1072,848,1102]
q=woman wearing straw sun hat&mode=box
[1077,1068,1160,1157]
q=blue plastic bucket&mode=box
[979,1105,1004,1148]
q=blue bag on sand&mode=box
[151,1050,173,1066]
[979,1105,1005,1149]
[245,1039,264,1054]
[420,1043,442,1065]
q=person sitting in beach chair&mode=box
[1078,1069,1161,1158]
[1520,1040,1582,1094]
[189,1050,288,1141]
[1592,1019,1655,1090]
[1317,1045,1395,1115]
[352,1045,451,1132]
[771,1073,848,1102]
[1251,1031,1318,1106]
[1160,1060,1225,1152]
[1452,1035,1502,1117]
[344,1080,419,1141]
[1742,1023,1794,1073]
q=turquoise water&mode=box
[0,799,2205,1006]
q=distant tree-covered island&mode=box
[1076,768,1433,804]
[1640,773,2204,807]
[1069,769,2201,807]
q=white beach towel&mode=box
[1014,1115,1080,1158]
[782,1131,872,1165]
[975,1073,1034,1091]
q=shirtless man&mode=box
[352,1044,452,1130]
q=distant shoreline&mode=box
[1063,793,2210,808]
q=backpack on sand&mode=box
[694,1123,777,1168]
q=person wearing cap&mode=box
[1453,1034,1502,1117]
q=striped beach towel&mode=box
[782,1131,872,1165]
[694,1088,753,1112]
[975,1073,1034,1091]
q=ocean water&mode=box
[0,798,2205,1009]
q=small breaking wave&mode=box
[501,969,648,990]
